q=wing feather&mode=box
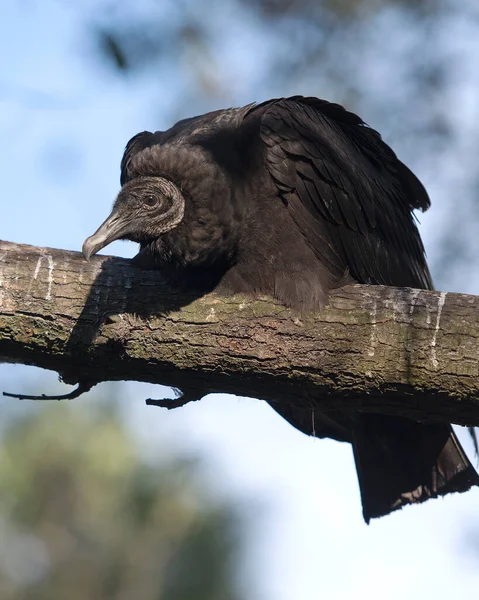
[249,97,432,290]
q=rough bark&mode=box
[1,239,479,427]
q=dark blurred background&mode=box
[1,1,479,598]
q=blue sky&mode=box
[1,1,479,598]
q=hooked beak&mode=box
[82,211,130,261]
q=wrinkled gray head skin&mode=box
[82,176,185,260]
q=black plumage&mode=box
[83,96,478,522]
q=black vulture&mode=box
[83,96,478,522]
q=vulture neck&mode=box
[132,143,242,273]
[131,141,337,310]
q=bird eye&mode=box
[144,196,157,207]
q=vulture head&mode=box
[82,176,185,261]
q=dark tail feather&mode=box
[469,427,479,457]
[352,414,479,523]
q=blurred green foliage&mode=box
[90,0,468,192]
[0,403,246,600]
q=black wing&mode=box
[247,96,433,290]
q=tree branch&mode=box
[1,239,479,427]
